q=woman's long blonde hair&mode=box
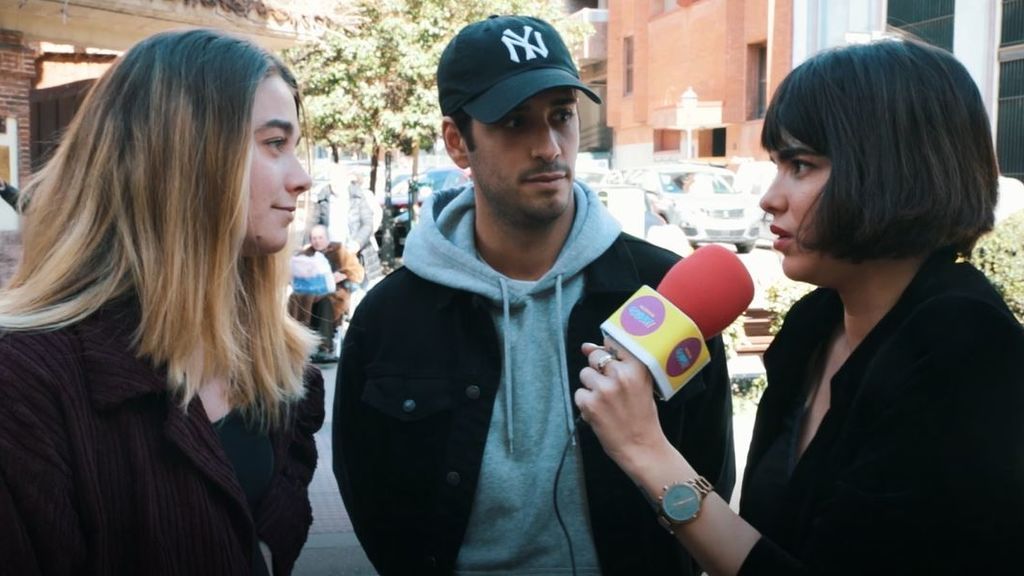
[0,29,316,427]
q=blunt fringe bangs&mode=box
[0,29,316,428]
[762,39,998,260]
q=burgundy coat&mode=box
[0,303,325,575]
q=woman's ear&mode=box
[441,117,470,169]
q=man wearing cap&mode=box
[334,15,735,576]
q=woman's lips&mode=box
[770,225,792,252]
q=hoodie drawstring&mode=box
[498,275,578,456]
[554,275,576,445]
[499,278,515,455]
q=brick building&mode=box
[602,0,1023,179]
[605,0,792,168]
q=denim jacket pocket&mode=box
[362,374,454,422]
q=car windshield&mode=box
[660,172,736,195]
[421,169,468,192]
[576,170,609,186]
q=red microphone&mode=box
[601,244,754,399]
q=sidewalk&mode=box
[293,362,377,576]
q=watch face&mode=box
[662,483,701,523]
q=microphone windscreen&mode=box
[656,244,755,338]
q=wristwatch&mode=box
[657,476,714,532]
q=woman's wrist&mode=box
[620,438,697,500]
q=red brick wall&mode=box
[0,29,36,185]
[606,0,791,162]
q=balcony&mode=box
[570,8,608,64]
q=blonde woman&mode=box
[0,30,323,575]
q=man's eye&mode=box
[502,117,523,129]
[555,109,575,123]
[267,138,286,150]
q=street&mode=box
[292,244,783,575]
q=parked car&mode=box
[622,163,761,253]
[377,166,472,258]
[596,184,693,257]
[734,160,779,245]
[575,167,611,188]
[384,166,471,209]
[734,160,777,197]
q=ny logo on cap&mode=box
[501,26,549,63]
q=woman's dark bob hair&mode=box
[762,38,999,260]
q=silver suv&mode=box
[622,163,761,253]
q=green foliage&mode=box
[720,317,746,359]
[763,278,814,335]
[732,374,766,405]
[971,210,1024,323]
[285,0,591,157]
[729,278,812,405]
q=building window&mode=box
[748,43,767,120]
[887,0,955,52]
[623,36,634,96]
[654,129,682,153]
[1000,1,1024,181]
[1005,0,1024,46]
[711,127,726,157]
[998,58,1024,181]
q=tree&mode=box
[286,0,592,268]
[287,0,591,189]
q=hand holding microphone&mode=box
[575,245,754,465]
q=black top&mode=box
[738,250,1024,575]
[740,387,802,534]
[216,410,275,576]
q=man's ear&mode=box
[442,117,471,169]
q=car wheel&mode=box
[735,241,755,254]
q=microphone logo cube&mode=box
[667,338,704,377]
[601,286,710,400]
[621,295,665,336]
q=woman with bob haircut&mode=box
[574,39,1024,575]
[0,29,323,575]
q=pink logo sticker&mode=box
[620,295,665,336]
[666,338,703,377]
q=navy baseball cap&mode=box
[437,15,601,123]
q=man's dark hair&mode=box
[450,109,476,152]
[762,38,998,259]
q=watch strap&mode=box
[687,475,713,498]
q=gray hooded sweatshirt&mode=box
[402,181,621,575]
